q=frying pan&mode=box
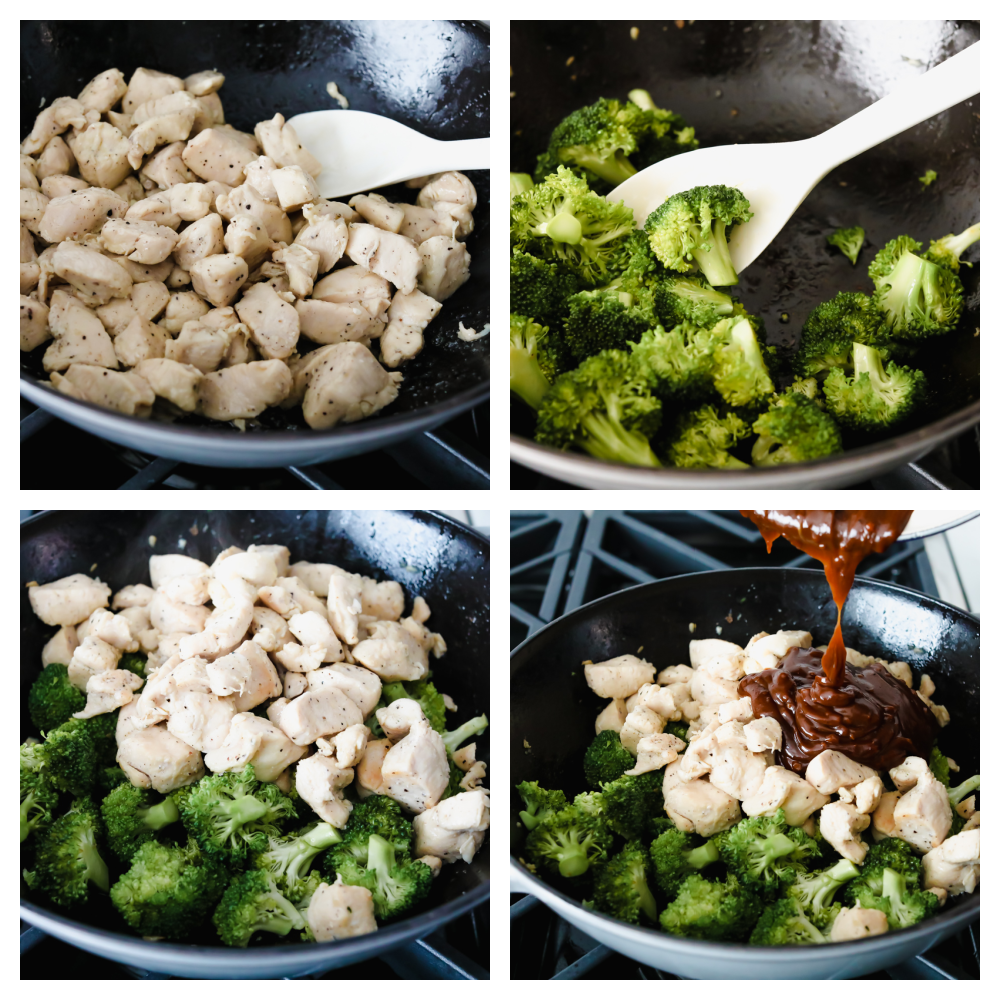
[510,20,980,488]
[21,510,490,979]
[510,568,979,979]
[20,21,490,469]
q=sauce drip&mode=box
[736,510,938,773]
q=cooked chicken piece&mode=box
[291,754,354,827]
[164,291,210,333]
[68,123,132,188]
[301,341,400,430]
[131,358,202,412]
[742,630,813,673]
[101,218,180,265]
[244,544,289,577]
[77,68,128,114]
[113,699,144,746]
[806,749,879,795]
[36,135,77,179]
[20,295,50,352]
[131,90,201,128]
[281,669,309,699]
[22,97,91,155]
[271,243,320,299]
[319,723,369,768]
[38,187,128,243]
[64,633,121,690]
[244,156,280,202]
[20,189,50,235]
[203,711,305,781]
[117,724,204,793]
[50,365,154,416]
[819,801,870,863]
[233,280,299,359]
[127,109,198,169]
[273,643,326,673]
[595,698,628,735]
[164,321,229,373]
[41,624,79,668]
[130,280,170,321]
[847,774,884,815]
[414,236,469,302]
[222,213,270,270]
[40,174,91,199]
[351,620,428,682]
[125,191,181,230]
[228,640,283,712]
[287,610,343,662]
[198,359,292,420]
[625,733,687,775]
[417,171,477,216]
[584,654,656,699]
[399,204,459,245]
[683,721,769,800]
[349,193,405,233]
[112,314,167,367]
[217,182,292,243]
[137,140,196,189]
[380,718,449,813]
[742,716,782,753]
[717,697,754,725]
[308,878,377,941]
[308,663,382,717]
[742,765,830,826]
[270,165,320,212]
[162,681,237,754]
[408,596,431,625]
[619,705,666,755]
[247,607,290,653]
[96,297,137,335]
[890,758,951,854]
[327,572,363,645]
[686,639,738,668]
[312,263,392,316]
[292,206,348,274]
[921,829,979,895]
[114,175,144,201]
[29,574,110,626]
[21,223,37,262]
[122,67,185,115]
[147,591,212,635]
[627,683,683,721]
[73,668,145,719]
[182,69,225,97]
[830,905,888,942]
[665,775,741,836]
[346,223,420,294]
[21,266,40,297]
[259,576,328,620]
[164,182,213,222]
[375,698,427,742]
[914,673,951,727]
[294,298,384,351]
[272,686,363,746]
[254,113,322,177]
[85,608,140,651]
[20,153,39,190]
[413,789,490,864]
[355,737,391,797]
[400,616,447,659]
[52,241,132,304]
[111,584,155,610]
[380,288,442,368]
[179,127,255,186]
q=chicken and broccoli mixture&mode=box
[517,632,979,944]
[21,543,489,946]
[20,66,478,429]
[510,93,980,469]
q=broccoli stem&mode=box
[627,89,655,111]
[139,798,180,831]
[691,218,739,287]
[637,874,658,922]
[19,796,36,843]
[510,347,551,411]
[937,222,980,258]
[562,148,637,187]
[546,211,583,245]
[580,413,662,468]
[684,842,720,870]
[227,795,271,825]
[510,172,534,202]
[83,834,110,893]
[443,714,488,755]
[558,850,590,878]
[947,774,980,810]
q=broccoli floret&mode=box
[544,98,647,187]
[23,797,109,908]
[213,870,305,947]
[323,794,414,875]
[101,782,181,862]
[511,314,556,410]
[848,867,939,930]
[928,744,952,785]
[666,720,689,742]
[826,226,865,265]
[751,391,843,466]
[118,652,147,677]
[360,833,434,920]
[583,730,635,788]
[28,662,87,732]
[591,841,657,925]
[918,169,937,188]
[511,166,635,286]
[443,713,488,756]
[564,286,658,361]
[649,827,722,899]
[653,275,735,329]
[664,404,750,470]
[510,249,581,327]
[941,771,981,835]
[713,809,821,899]
[97,765,129,793]
[788,376,822,403]
[711,315,775,407]
[660,873,763,942]
[381,679,448,734]
[510,172,534,201]
[525,802,614,878]
[749,897,830,945]
[613,230,669,293]
[255,822,344,889]
[792,292,886,379]
[516,781,568,832]
[844,837,923,906]
[627,90,699,171]
[925,222,980,273]
[600,770,665,841]
[785,858,860,921]
[20,765,60,843]
[823,343,926,431]
[178,764,297,864]
[536,349,662,466]
[631,323,724,403]
[644,185,753,287]
[21,720,99,797]
[110,838,228,939]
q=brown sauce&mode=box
[736,510,938,773]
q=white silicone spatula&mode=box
[286,109,490,199]
[608,42,980,274]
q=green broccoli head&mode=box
[28,662,87,732]
[255,822,343,889]
[653,275,735,329]
[826,226,865,265]
[363,833,435,920]
[511,166,635,286]
[660,873,763,942]
[564,286,658,361]
[844,837,924,907]
[510,249,580,326]
[644,185,753,287]
[822,343,926,432]
[178,763,297,864]
[785,858,860,920]
[213,870,306,947]
[101,781,181,862]
[591,841,658,925]
[792,291,889,379]
[751,391,843,466]
[927,744,952,785]
[848,867,940,930]
[665,404,750,470]
[614,230,670,293]
[749,897,831,945]
[600,770,665,841]
[23,797,109,908]
[711,315,775,407]
[516,781,569,832]
[511,314,556,411]
[872,248,965,338]
[117,652,148,677]
[510,172,534,202]
[110,838,229,939]
[925,222,980,273]
[546,98,647,187]
[535,349,663,467]
[324,793,414,874]
[20,764,60,844]
[583,730,635,788]
[525,802,614,878]
[650,827,722,899]
[25,719,100,797]
[628,91,700,171]
[918,169,937,188]
[631,323,725,403]
[381,679,448,734]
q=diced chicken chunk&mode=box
[73,668,145,719]
[584,654,656,699]
[188,253,249,308]
[182,128,256,185]
[413,789,490,864]
[141,140,198,189]
[203,711,306,781]
[78,68,128,114]
[199,359,292,420]
[806,750,879,795]
[20,295,50,352]
[819,801,870,863]
[271,165,320,211]
[41,625,79,668]
[921,829,979,896]
[352,620,428,682]
[22,97,91,155]
[132,358,203,412]
[112,584,156,609]
[346,223,420,294]
[234,281,299,359]
[114,315,168,367]
[381,288,442,368]
[355,737,391,797]
[293,207,349,274]
[308,879,377,942]
[295,754,355,827]
[375,698,427,742]
[68,123,132,188]
[122,67,185,115]
[742,630,813,673]
[380,719,449,813]
[742,765,830,826]
[254,113,322,177]
[349,192,404,233]
[595,698,628,735]
[52,241,132,304]
[625,733,687,775]
[889,757,952,854]
[308,663,382,718]
[102,218,179,264]
[416,236,470,301]
[664,776,741,837]
[29,572,111,627]
[744,716,782,753]
[272,687,363,746]
[301,341,400,430]
[830,905,889,942]
[43,291,119,371]
[272,243,320,299]
[117,724,204,793]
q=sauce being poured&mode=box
[736,510,939,773]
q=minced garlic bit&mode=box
[325,82,349,109]
[630,27,639,40]
[566,56,575,66]
[457,322,489,342]
[688,622,697,632]
[148,535,157,547]
[232,418,247,432]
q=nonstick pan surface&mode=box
[510,568,979,978]
[21,21,489,469]
[21,510,490,979]
[510,20,979,488]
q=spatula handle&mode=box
[419,137,491,174]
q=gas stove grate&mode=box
[509,510,978,981]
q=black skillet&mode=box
[511,568,979,978]
[20,21,489,469]
[510,20,979,486]
[21,509,489,979]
